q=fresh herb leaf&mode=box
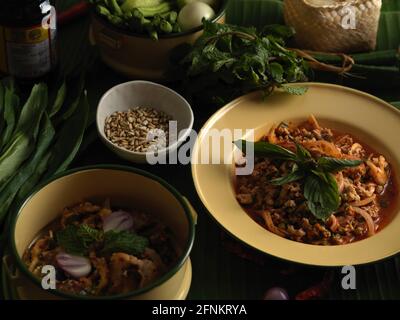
[271,164,304,185]
[57,224,149,257]
[102,230,148,256]
[77,224,103,247]
[56,225,89,256]
[57,224,102,255]
[270,62,284,82]
[282,85,308,96]
[235,140,297,161]
[295,142,312,161]
[317,157,363,173]
[261,25,296,39]
[311,169,329,183]
[170,20,308,107]
[235,137,362,221]
[304,173,340,221]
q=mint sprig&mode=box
[102,230,149,256]
[56,225,89,256]
[235,140,362,220]
[56,224,148,257]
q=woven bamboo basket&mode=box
[283,0,382,53]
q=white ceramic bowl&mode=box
[97,81,194,163]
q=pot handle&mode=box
[88,25,96,46]
[182,197,198,225]
[2,254,23,295]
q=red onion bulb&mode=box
[263,287,289,300]
[102,210,133,232]
[56,252,92,278]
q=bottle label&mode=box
[0,24,56,78]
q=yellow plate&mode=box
[192,83,400,266]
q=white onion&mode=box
[263,287,289,300]
[178,0,219,9]
[178,2,216,31]
[56,252,92,278]
[102,210,134,232]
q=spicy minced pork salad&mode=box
[235,115,397,245]
[23,199,177,296]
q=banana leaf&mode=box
[226,0,284,26]
[391,101,400,109]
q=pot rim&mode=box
[90,0,227,39]
[9,164,195,300]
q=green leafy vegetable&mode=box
[56,224,148,257]
[234,140,297,161]
[13,83,47,135]
[0,78,91,240]
[0,85,19,150]
[170,20,308,107]
[57,225,90,256]
[304,173,340,221]
[55,73,85,123]
[0,113,55,225]
[0,134,31,190]
[57,224,103,256]
[270,163,304,185]
[48,80,67,118]
[102,230,149,256]
[43,91,89,180]
[295,142,312,161]
[281,85,308,96]
[262,24,296,39]
[77,224,103,247]
[0,84,48,189]
[317,157,363,173]
[14,152,52,206]
[236,139,363,220]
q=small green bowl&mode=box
[9,165,196,300]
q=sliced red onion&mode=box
[102,210,133,232]
[263,287,289,300]
[56,252,92,278]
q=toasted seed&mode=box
[104,106,173,153]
